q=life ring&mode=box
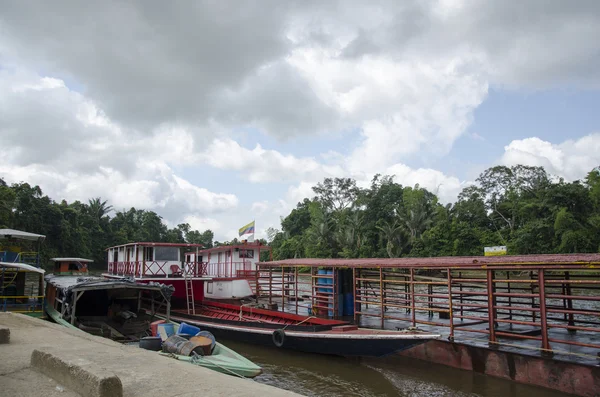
[272,329,286,347]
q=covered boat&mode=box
[0,262,45,317]
[44,275,174,341]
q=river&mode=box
[221,338,572,397]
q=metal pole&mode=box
[295,267,299,315]
[487,269,496,344]
[538,269,551,352]
[459,271,463,320]
[565,271,575,330]
[380,267,384,329]
[352,268,357,322]
[507,271,512,328]
[447,268,454,341]
[269,267,273,306]
[281,266,285,310]
[333,268,337,319]
[410,268,416,327]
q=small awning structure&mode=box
[0,228,46,242]
[50,258,94,263]
[0,261,45,274]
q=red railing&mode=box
[204,261,255,278]
[107,261,255,278]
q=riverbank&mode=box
[0,312,302,397]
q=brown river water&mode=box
[222,338,572,397]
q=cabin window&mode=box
[239,249,254,259]
[207,282,213,294]
[68,262,79,271]
[112,250,118,263]
[154,247,178,261]
[145,247,154,261]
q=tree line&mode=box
[0,178,215,270]
[2,163,599,269]
[267,165,600,260]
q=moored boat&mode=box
[44,274,174,341]
[154,319,262,378]
[0,261,45,317]
[165,301,440,357]
[1,228,46,317]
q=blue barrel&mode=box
[343,292,354,316]
[177,322,201,336]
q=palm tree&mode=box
[88,197,113,220]
[376,219,404,258]
[400,201,432,244]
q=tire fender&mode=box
[272,329,286,348]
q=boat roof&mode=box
[45,275,172,293]
[0,261,45,274]
[197,242,271,254]
[0,228,46,242]
[258,253,600,269]
[105,242,204,250]
[50,257,94,263]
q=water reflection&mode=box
[220,339,570,397]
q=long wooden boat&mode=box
[163,301,440,357]
[157,319,262,378]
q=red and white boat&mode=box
[103,241,271,305]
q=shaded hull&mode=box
[168,311,435,357]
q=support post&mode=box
[486,269,496,344]
[410,268,416,327]
[379,267,384,329]
[281,266,285,310]
[538,269,551,353]
[268,268,273,305]
[291,267,296,314]
[565,271,575,330]
[507,270,512,327]
[70,292,80,325]
[459,271,463,320]
[352,268,357,323]
[447,268,454,341]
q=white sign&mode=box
[484,246,507,256]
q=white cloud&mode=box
[0,69,238,234]
[385,163,467,203]
[199,138,344,183]
[501,134,600,181]
[181,216,221,234]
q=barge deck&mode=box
[256,254,600,396]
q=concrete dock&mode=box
[0,313,303,397]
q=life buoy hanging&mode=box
[272,329,286,347]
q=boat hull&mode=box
[168,313,434,357]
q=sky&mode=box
[1,1,600,241]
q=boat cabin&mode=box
[45,275,173,342]
[0,228,45,267]
[0,262,45,317]
[185,241,272,279]
[105,242,204,278]
[50,257,92,275]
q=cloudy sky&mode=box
[1,1,600,241]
